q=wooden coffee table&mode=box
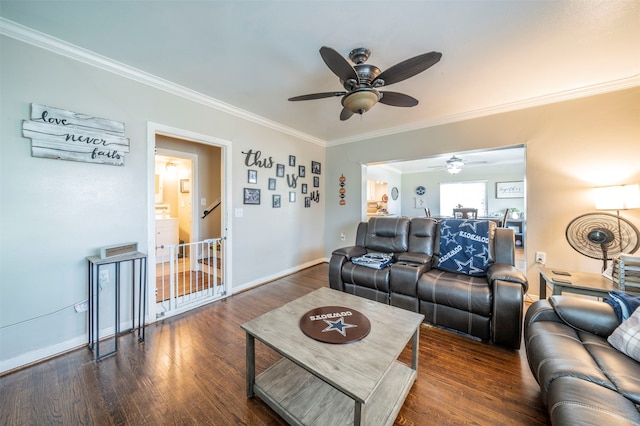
[242,287,424,426]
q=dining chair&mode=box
[452,208,478,219]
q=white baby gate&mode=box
[155,238,226,318]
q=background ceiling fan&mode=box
[427,155,487,174]
[288,46,441,121]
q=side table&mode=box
[537,266,638,299]
[87,252,147,360]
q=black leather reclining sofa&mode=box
[329,217,528,349]
[525,296,640,425]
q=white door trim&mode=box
[146,122,233,322]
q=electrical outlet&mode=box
[535,251,546,264]
[340,233,346,241]
[74,300,88,313]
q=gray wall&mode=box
[325,88,640,296]
[0,36,325,371]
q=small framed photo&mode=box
[289,155,296,167]
[243,188,260,205]
[298,165,305,177]
[248,169,257,184]
[311,161,321,175]
[268,178,276,190]
[289,191,296,202]
[276,164,285,177]
[272,194,281,208]
[180,179,191,193]
[301,183,308,194]
[305,197,311,208]
[313,176,320,188]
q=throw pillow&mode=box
[608,307,640,362]
[604,290,640,323]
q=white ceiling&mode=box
[1,1,639,145]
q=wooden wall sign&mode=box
[22,104,130,166]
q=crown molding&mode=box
[0,18,326,147]
[327,74,640,146]
[3,17,637,149]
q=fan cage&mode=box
[565,212,640,260]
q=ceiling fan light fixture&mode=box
[447,165,462,174]
[341,88,380,115]
[446,156,465,169]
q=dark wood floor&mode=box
[0,263,549,425]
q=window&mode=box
[440,181,487,217]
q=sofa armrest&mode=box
[397,252,432,266]
[329,246,367,292]
[492,278,526,349]
[487,263,528,293]
[331,246,367,260]
[549,296,619,337]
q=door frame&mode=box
[146,122,233,322]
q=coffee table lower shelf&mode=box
[254,357,416,426]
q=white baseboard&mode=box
[2,259,328,374]
[232,258,326,294]
[2,323,132,375]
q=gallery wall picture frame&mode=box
[276,164,285,177]
[311,161,321,175]
[301,183,308,194]
[496,181,525,198]
[289,191,296,202]
[298,165,305,177]
[268,178,276,190]
[305,197,311,208]
[289,155,296,167]
[248,169,257,184]
[180,179,191,193]
[243,188,260,205]
[272,194,281,208]
[313,176,320,187]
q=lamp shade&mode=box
[594,184,640,210]
[342,89,380,114]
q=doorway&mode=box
[147,123,232,321]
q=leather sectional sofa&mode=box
[525,296,640,425]
[329,217,528,349]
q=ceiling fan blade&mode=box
[340,108,354,121]
[320,46,359,82]
[374,51,442,86]
[288,92,346,101]
[379,91,419,107]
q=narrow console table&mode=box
[87,252,147,360]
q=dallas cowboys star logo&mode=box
[459,220,479,232]
[475,245,490,264]
[322,317,357,337]
[442,230,459,246]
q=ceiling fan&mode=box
[428,156,487,174]
[288,46,442,121]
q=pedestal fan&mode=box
[565,212,640,271]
